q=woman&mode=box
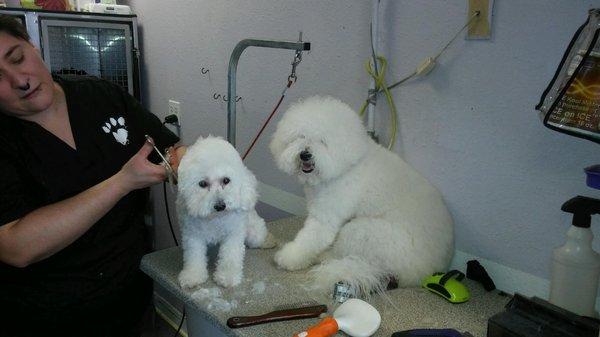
[0,15,185,337]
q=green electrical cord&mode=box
[360,11,481,150]
[359,56,398,150]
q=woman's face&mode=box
[0,32,56,119]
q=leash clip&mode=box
[288,32,304,84]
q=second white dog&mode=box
[177,136,274,289]
[270,96,454,296]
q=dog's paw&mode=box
[259,232,278,249]
[213,268,242,288]
[178,268,208,289]
[274,241,313,271]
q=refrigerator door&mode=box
[40,19,134,96]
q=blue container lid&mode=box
[584,165,600,189]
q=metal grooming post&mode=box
[227,37,311,147]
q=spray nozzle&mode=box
[561,195,600,228]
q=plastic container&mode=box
[585,165,600,190]
[550,196,600,317]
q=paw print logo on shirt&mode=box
[102,116,129,145]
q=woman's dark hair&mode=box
[0,15,30,41]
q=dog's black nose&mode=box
[214,201,226,212]
[300,150,312,162]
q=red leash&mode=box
[242,80,293,161]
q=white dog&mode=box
[177,136,275,288]
[270,96,454,295]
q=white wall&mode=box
[125,0,374,249]
[127,0,600,287]
[379,0,600,281]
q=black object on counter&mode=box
[392,328,465,337]
[466,260,496,291]
[487,293,599,337]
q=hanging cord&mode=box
[157,181,187,337]
[370,18,380,81]
[435,11,481,62]
[161,181,186,337]
[386,11,481,91]
[358,11,481,150]
[242,80,293,160]
[163,183,179,246]
[359,56,398,150]
[242,50,302,160]
[172,308,185,337]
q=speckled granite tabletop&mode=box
[141,217,510,337]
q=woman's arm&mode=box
[0,141,166,268]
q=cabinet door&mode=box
[40,19,134,96]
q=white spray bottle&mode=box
[550,195,600,317]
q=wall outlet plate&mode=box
[168,99,181,122]
[467,0,494,40]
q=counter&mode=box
[141,217,509,337]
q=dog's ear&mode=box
[238,167,258,211]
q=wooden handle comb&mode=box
[227,304,327,328]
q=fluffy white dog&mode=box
[270,96,454,295]
[177,136,275,288]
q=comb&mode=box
[226,302,327,328]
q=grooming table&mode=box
[141,217,509,337]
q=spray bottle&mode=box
[550,195,600,317]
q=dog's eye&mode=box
[199,180,208,188]
[222,177,230,185]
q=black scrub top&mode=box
[0,75,178,335]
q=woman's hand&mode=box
[116,141,167,193]
[166,145,187,174]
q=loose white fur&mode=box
[270,96,454,296]
[177,136,275,289]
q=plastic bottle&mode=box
[550,195,600,317]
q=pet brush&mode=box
[293,299,381,337]
[227,302,327,328]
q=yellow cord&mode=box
[359,56,398,150]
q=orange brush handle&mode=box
[293,316,339,337]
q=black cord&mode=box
[162,181,184,336]
[163,182,179,246]
[173,308,185,337]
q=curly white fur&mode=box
[270,96,454,296]
[177,136,275,289]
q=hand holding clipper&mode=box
[144,135,178,184]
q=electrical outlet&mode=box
[467,0,493,40]
[168,99,181,124]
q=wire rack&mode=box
[46,26,129,91]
